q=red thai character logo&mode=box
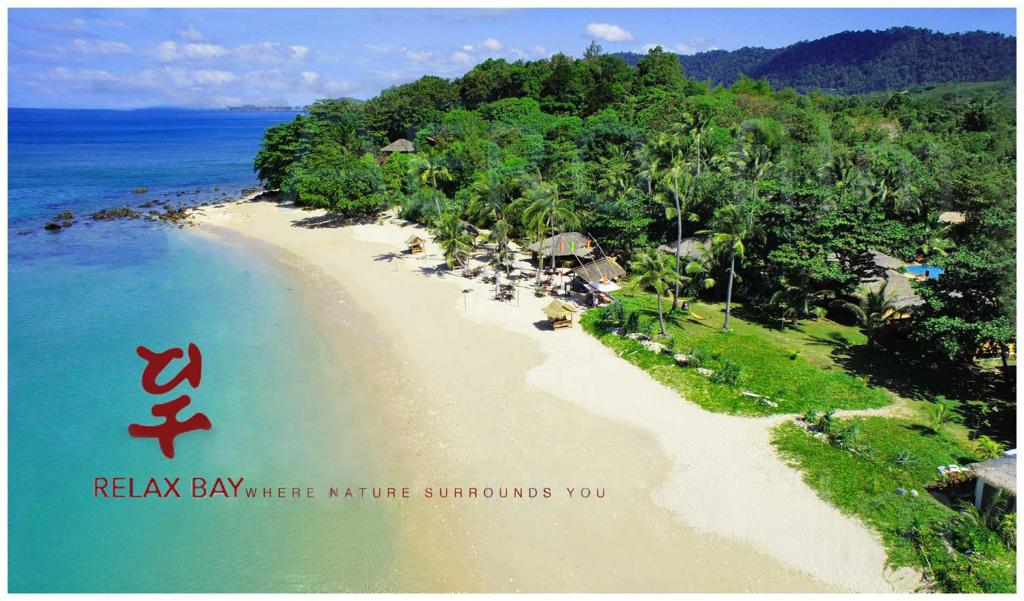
[129,343,211,458]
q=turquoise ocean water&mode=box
[8,109,400,592]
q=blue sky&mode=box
[8,8,1016,109]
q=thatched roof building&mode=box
[573,257,626,283]
[868,249,906,271]
[405,234,425,244]
[865,271,923,310]
[659,236,712,260]
[542,300,577,328]
[970,454,1016,496]
[381,138,415,153]
[528,232,593,259]
[938,211,966,224]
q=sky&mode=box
[8,8,1017,109]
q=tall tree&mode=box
[629,248,684,336]
[704,201,757,331]
[410,151,452,217]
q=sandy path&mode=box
[191,199,906,592]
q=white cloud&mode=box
[177,25,205,41]
[450,51,474,64]
[462,44,475,52]
[480,38,502,51]
[27,64,358,107]
[586,23,634,43]
[154,40,229,62]
[235,41,310,63]
[69,38,132,55]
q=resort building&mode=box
[573,257,626,306]
[528,232,594,266]
[659,236,712,260]
[968,452,1016,512]
[380,138,415,154]
[405,234,426,254]
[542,299,577,329]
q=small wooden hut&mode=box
[406,234,425,254]
[542,300,577,329]
[381,138,415,154]
[968,453,1016,511]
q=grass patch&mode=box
[773,417,1016,593]
[581,294,892,415]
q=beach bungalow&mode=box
[542,299,577,329]
[938,211,966,224]
[659,236,712,261]
[573,257,626,305]
[968,452,1016,512]
[405,234,426,254]
[528,232,594,267]
[381,138,415,155]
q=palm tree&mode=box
[468,169,519,276]
[410,151,452,218]
[516,182,580,287]
[596,147,634,200]
[919,212,956,259]
[629,248,684,336]
[768,277,835,330]
[662,146,696,312]
[726,142,773,202]
[681,110,713,177]
[431,211,474,270]
[702,202,756,331]
[635,142,663,196]
[832,283,897,349]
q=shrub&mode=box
[622,310,641,334]
[687,346,711,368]
[972,435,1006,460]
[711,359,742,386]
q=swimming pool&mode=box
[906,264,944,279]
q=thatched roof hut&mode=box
[573,257,626,283]
[381,138,415,153]
[938,211,966,224]
[865,271,923,310]
[868,249,906,271]
[970,454,1016,495]
[405,234,426,254]
[528,232,593,259]
[542,300,577,328]
[659,236,712,260]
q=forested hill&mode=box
[616,27,1015,94]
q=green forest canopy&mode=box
[253,43,1016,369]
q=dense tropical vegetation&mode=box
[254,40,1016,592]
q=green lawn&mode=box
[581,293,892,415]
[774,417,1015,592]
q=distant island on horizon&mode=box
[226,104,307,112]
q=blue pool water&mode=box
[905,264,944,279]
[8,109,401,591]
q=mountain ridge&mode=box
[615,27,1015,94]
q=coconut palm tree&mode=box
[468,169,520,276]
[832,283,897,349]
[661,146,697,312]
[635,141,664,196]
[629,248,685,336]
[681,110,713,177]
[410,150,452,218]
[596,147,635,201]
[702,201,757,331]
[431,211,474,270]
[725,142,773,202]
[516,182,580,287]
[919,212,956,259]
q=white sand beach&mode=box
[192,198,913,593]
